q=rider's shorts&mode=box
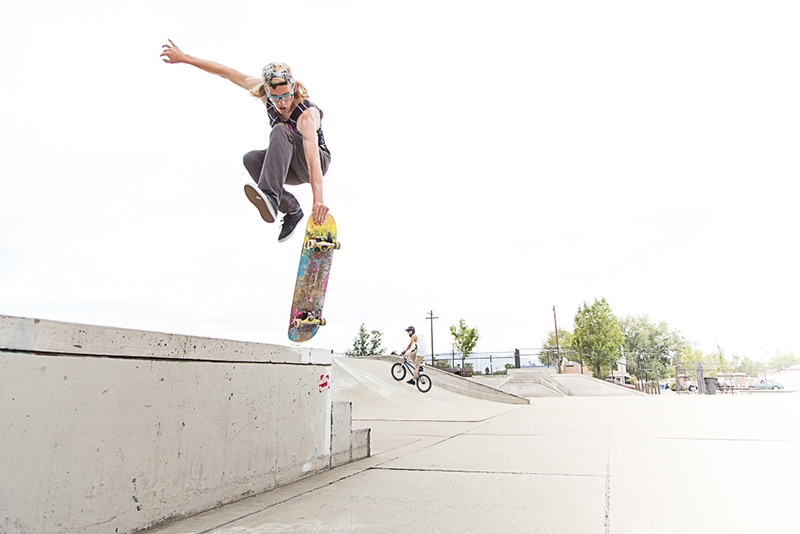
[408,350,423,368]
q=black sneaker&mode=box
[244,183,278,223]
[406,379,415,385]
[278,209,304,243]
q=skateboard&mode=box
[288,214,340,342]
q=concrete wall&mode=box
[0,315,368,534]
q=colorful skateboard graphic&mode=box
[288,214,340,342]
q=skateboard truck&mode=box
[305,238,341,251]
[293,310,327,329]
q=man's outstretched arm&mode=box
[160,40,263,97]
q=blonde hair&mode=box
[251,78,309,108]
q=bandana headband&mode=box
[262,62,294,88]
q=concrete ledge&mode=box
[351,428,370,461]
[0,315,332,365]
[0,315,362,534]
[331,402,371,468]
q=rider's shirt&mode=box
[267,99,331,156]
[415,335,428,357]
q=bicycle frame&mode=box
[402,356,423,375]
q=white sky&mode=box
[1,0,798,360]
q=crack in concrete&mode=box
[372,466,605,477]
[604,438,611,534]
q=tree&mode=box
[619,315,684,380]
[571,298,624,379]
[673,348,797,378]
[708,346,730,375]
[734,355,761,377]
[768,351,799,371]
[345,324,385,357]
[538,328,573,367]
[449,318,480,368]
[671,342,704,382]
[678,343,704,365]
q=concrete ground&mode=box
[147,359,799,533]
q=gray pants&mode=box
[243,124,331,215]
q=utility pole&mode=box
[553,306,562,373]
[426,310,438,366]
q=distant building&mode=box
[561,358,589,375]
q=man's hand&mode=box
[159,42,261,92]
[160,39,187,64]
[313,202,329,225]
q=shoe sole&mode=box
[244,184,276,223]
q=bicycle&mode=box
[390,352,432,393]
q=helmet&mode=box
[405,326,415,334]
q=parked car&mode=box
[752,379,784,390]
[605,378,636,390]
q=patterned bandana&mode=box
[262,62,294,88]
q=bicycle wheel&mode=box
[416,373,432,393]
[391,363,406,381]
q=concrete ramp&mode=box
[501,377,567,397]
[332,357,522,421]
[548,374,646,396]
[474,369,646,397]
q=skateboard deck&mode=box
[288,214,339,342]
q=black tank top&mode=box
[267,99,331,156]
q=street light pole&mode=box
[553,306,561,373]
[426,310,438,366]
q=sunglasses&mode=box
[267,92,294,103]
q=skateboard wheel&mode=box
[306,239,317,250]
[293,319,302,328]
[320,318,327,326]
[334,241,341,250]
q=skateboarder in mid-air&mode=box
[160,40,331,242]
